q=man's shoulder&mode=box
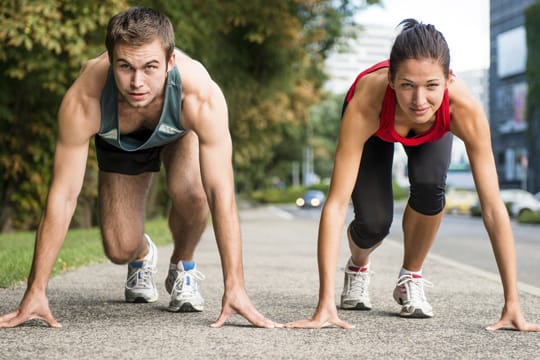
[70,53,110,99]
[174,50,216,101]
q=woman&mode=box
[286,19,539,331]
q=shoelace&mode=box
[172,269,206,298]
[396,274,433,304]
[126,264,157,290]
[347,270,371,298]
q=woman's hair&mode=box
[105,7,175,63]
[389,18,450,81]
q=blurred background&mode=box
[1,0,540,232]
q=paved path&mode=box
[1,206,539,359]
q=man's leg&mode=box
[161,131,209,312]
[161,131,209,263]
[98,170,158,303]
[98,171,154,263]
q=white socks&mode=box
[347,257,370,272]
[399,267,422,278]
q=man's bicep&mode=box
[50,138,91,200]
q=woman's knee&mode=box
[349,218,391,249]
[408,183,446,215]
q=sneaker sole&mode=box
[399,307,433,318]
[168,302,204,313]
[341,302,372,311]
[125,294,159,303]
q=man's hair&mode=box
[105,7,175,63]
[389,18,451,81]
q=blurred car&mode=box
[510,193,540,217]
[470,189,535,217]
[296,190,326,208]
[445,188,477,215]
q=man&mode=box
[0,7,278,328]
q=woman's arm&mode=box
[449,78,540,331]
[286,70,386,329]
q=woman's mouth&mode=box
[411,107,429,116]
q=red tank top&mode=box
[345,60,451,146]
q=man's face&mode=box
[112,38,175,108]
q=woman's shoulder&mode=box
[350,68,389,110]
[447,75,483,114]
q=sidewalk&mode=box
[1,206,539,359]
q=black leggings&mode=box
[348,133,453,249]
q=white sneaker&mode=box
[125,234,158,303]
[393,274,433,318]
[165,261,205,312]
[340,261,372,310]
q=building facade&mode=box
[489,0,537,191]
[323,24,397,94]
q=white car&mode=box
[510,192,540,217]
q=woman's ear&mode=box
[387,71,394,89]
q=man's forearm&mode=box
[27,200,76,291]
[209,196,245,290]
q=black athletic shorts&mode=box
[95,135,162,175]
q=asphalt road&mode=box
[285,203,540,288]
[1,204,539,359]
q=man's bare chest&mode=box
[117,103,162,134]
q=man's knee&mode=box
[349,218,391,249]
[408,183,446,215]
[170,188,208,216]
[101,231,144,264]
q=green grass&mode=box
[0,217,172,288]
[517,210,540,224]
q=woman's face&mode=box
[390,58,449,126]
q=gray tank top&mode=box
[98,65,185,151]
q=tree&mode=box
[0,0,379,230]
[525,1,540,192]
[0,0,127,230]
[142,0,375,190]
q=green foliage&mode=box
[138,0,367,192]
[0,0,380,230]
[251,187,308,204]
[0,0,127,231]
[250,180,408,204]
[516,210,540,224]
[308,92,345,179]
[525,1,540,122]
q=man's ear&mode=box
[167,51,176,72]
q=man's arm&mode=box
[0,59,103,328]
[180,58,277,328]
